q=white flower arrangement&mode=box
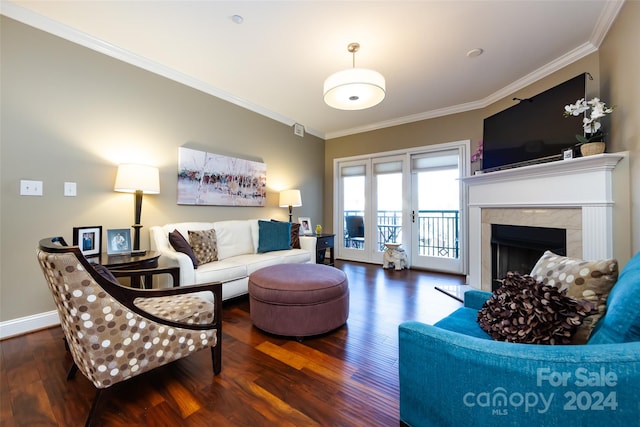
[563,97,614,143]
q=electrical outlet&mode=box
[20,180,43,196]
[64,182,77,197]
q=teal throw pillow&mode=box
[258,220,291,253]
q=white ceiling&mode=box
[2,1,624,139]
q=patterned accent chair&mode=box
[37,237,222,426]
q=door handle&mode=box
[411,211,416,223]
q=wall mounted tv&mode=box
[482,73,586,171]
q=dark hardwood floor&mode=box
[1,261,465,426]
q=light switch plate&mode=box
[20,180,43,196]
[64,182,77,196]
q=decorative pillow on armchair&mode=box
[530,251,618,343]
[478,272,598,345]
[188,229,218,265]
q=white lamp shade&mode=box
[279,189,302,207]
[114,164,160,194]
[323,67,386,110]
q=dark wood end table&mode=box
[315,233,335,266]
[92,251,179,289]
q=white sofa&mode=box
[150,219,316,300]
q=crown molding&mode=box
[2,1,622,142]
[0,2,327,140]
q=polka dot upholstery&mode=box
[37,248,220,389]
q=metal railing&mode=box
[343,209,459,257]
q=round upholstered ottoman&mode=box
[248,264,349,338]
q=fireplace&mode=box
[491,224,566,290]
[463,152,630,292]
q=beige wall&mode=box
[0,17,325,322]
[325,4,638,256]
[599,1,640,256]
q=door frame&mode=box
[333,140,470,274]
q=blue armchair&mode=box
[399,252,640,427]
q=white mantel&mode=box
[464,152,630,291]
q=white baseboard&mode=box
[0,310,60,340]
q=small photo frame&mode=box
[107,228,132,255]
[562,147,574,160]
[298,217,312,235]
[72,226,102,257]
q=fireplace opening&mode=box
[491,224,566,291]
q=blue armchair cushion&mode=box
[530,250,618,343]
[477,273,597,344]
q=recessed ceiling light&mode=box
[231,14,244,24]
[467,48,484,58]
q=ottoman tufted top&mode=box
[249,264,348,305]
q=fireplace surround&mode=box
[464,152,630,291]
[491,224,566,290]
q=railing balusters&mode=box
[343,210,459,257]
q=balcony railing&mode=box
[344,210,459,258]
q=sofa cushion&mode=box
[194,259,248,284]
[169,229,199,268]
[188,229,218,265]
[214,220,255,260]
[530,251,618,343]
[478,273,597,345]
[588,251,640,344]
[257,220,291,253]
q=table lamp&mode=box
[279,189,302,223]
[114,164,160,255]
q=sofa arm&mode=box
[464,289,492,309]
[299,235,317,263]
[399,321,640,427]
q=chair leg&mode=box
[85,389,103,427]
[66,362,79,380]
[211,343,221,375]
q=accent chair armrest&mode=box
[463,289,492,309]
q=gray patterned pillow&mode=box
[188,229,218,265]
[530,251,618,344]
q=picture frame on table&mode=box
[72,226,102,257]
[106,228,132,255]
[298,217,312,235]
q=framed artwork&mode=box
[299,217,312,235]
[177,147,266,206]
[72,226,102,257]
[107,228,132,255]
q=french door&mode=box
[335,142,468,274]
[410,148,464,274]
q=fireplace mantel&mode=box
[464,152,630,291]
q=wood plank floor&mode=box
[0,261,465,427]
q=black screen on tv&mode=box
[482,73,586,170]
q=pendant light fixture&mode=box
[323,42,386,110]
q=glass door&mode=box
[338,160,369,262]
[410,148,464,274]
[372,157,406,263]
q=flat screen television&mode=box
[482,73,586,171]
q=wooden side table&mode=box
[315,234,335,266]
[94,251,179,289]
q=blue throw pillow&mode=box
[257,220,291,253]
